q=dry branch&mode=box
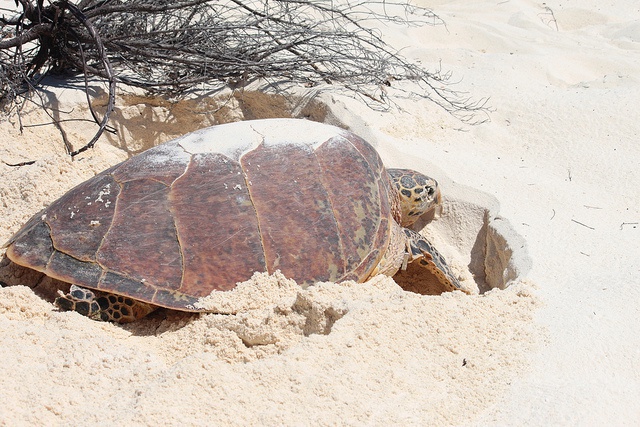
[1,0,488,156]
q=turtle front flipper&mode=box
[402,228,466,293]
[55,285,156,323]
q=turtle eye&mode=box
[427,187,435,197]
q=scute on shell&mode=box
[4,119,395,310]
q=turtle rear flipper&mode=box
[55,285,156,323]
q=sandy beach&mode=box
[1,0,639,424]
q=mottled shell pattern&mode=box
[4,119,402,310]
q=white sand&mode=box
[1,0,639,424]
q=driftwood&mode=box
[1,0,488,156]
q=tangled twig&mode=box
[1,0,489,157]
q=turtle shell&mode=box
[4,119,397,311]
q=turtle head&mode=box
[388,168,441,227]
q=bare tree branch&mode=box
[64,1,115,156]
[1,0,489,157]
[0,23,51,49]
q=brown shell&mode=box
[4,119,396,310]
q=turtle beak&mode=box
[433,188,443,217]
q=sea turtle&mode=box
[2,119,463,323]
